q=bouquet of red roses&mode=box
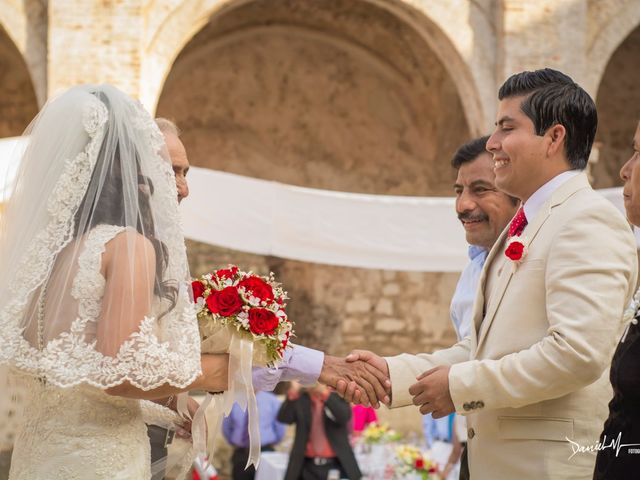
[191,265,293,367]
[189,266,293,467]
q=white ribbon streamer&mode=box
[191,333,262,469]
[225,335,261,468]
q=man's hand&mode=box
[318,354,390,408]
[408,365,454,418]
[336,349,391,406]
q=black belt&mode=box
[304,456,338,466]
[235,443,275,452]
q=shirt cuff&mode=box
[251,344,324,391]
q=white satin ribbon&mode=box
[226,335,261,469]
[191,334,262,469]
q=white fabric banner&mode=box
[181,168,469,271]
[181,169,635,272]
[0,136,634,272]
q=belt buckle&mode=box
[163,428,175,448]
[313,457,328,466]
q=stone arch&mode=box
[153,0,484,196]
[586,1,640,97]
[0,23,39,137]
[0,1,47,106]
[591,23,640,189]
[143,0,489,132]
[0,2,27,59]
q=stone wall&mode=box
[0,25,38,137]
[48,0,143,97]
[593,25,640,189]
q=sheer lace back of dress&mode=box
[0,85,201,393]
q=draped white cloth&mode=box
[182,168,469,271]
[1,137,635,272]
[180,168,635,272]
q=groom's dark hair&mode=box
[498,68,597,170]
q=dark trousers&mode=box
[147,425,174,480]
[231,444,275,480]
[300,457,347,480]
[459,443,470,480]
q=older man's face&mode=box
[164,132,190,202]
[454,153,518,249]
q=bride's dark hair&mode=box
[73,91,177,315]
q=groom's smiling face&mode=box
[454,153,518,249]
[487,95,555,202]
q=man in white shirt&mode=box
[342,69,638,479]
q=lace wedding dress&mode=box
[9,225,183,479]
[0,86,202,479]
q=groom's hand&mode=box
[336,349,391,407]
[409,365,454,418]
[318,355,390,408]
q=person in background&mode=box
[278,382,361,480]
[351,405,377,437]
[223,390,286,480]
[593,120,640,479]
[351,405,378,436]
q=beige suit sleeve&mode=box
[385,336,472,407]
[448,205,638,412]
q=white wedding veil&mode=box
[0,85,201,444]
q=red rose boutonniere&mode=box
[504,235,528,269]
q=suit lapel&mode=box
[474,172,590,353]
[472,229,506,335]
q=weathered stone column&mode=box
[498,0,588,85]
[48,0,143,97]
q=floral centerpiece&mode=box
[362,422,403,444]
[395,444,439,479]
[191,265,293,366]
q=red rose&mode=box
[248,308,279,335]
[206,286,243,316]
[216,266,238,279]
[238,276,274,303]
[415,458,425,470]
[191,280,205,301]
[504,241,525,261]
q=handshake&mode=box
[318,350,455,418]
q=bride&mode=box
[0,84,228,479]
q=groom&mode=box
[343,69,638,479]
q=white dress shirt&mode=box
[522,170,581,223]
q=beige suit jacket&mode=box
[386,173,638,479]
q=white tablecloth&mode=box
[255,451,289,480]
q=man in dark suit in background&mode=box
[278,382,361,480]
